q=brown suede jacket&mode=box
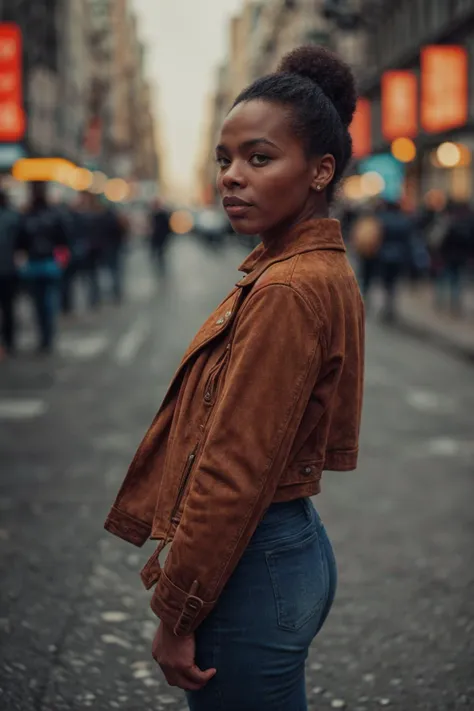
[104,218,365,636]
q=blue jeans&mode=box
[435,264,463,312]
[187,498,337,711]
[21,259,61,350]
[104,248,124,304]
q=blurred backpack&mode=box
[350,214,383,258]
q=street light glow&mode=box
[360,171,386,198]
[436,142,461,168]
[104,178,130,202]
[391,137,417,163]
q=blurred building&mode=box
[329,0,474,207]
[249,0,331,78]
[86,0,159,183]
[198,0,333,204]
[0,0,161,191]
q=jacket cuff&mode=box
[104,506,151,547]
[150,571,216,636]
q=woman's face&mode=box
[216,99,334,238]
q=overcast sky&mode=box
[131,0,245,199]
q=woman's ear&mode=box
[310,154,336,193]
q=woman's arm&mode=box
[152,282,323,635]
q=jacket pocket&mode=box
[203,344,231,406]
[171,446,198,523]
[265,529,327,631]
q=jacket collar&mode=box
[237,218,345,287]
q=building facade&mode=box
[198,0,335,204]
[331,0,474,205]
[0,0,160,190]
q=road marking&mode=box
[405,389,457,413]
[0,398,48,419]
[406,437,474,460]
[115,316,150,365]
[17,332,109,360]
[59,334,109,360]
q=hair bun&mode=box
[277,45,357,128]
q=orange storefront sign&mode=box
[421,45,468,133]
[350,98,372,159]
[381,71,418,141]
[0,23,24,142]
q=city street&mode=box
[1,236,473,711]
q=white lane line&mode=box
[405,437,474,460]
[0,399,48,420]
[115,316,151,365]
[59,334,109,360]
[405,389,457,413]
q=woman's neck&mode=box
[260,203,329,249]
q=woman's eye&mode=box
[250,154,270,166]
[216,156,230,168]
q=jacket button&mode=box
[216,318,224,325]
[204,391,212,402]
[304,466,313,475]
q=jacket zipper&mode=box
[171,446,198,522]
[204,344,231,405]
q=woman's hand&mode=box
[152,621,216,691]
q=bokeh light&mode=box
[343,175,364,201]
[169,209,195,234]
[360,171,386,198]
[436,142,461,168]
[89,171,108,194]
[69,167,94,191]
[104,178,130,202]
[391,137,417,163]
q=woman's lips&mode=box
[224,204,252,217]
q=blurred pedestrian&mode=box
[377,200,413,322]
[59,199,86,316]
[434,201,471,315]
[101,204,128,305]
[0,189,22,357]
[79,192,106,310]
[17,182,70,354]
[350,207,383,308]
[105,45,364,711]
[149,198,171,276]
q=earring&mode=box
[316,185,322,191]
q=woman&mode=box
[18,183,69,354]
[105,45,364,710]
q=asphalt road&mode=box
[1,236,473,711]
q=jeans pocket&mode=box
[265,529,327,631]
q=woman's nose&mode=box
[221,164,246,189]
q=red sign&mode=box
[421,45,468,133]
[381,71,418,141]
[0,24,24,141]
[350,98,372,159]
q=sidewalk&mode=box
[394,282,474,363]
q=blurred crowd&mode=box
[0,183,130,357]
[5,187,470,360]
[342,197,474,322]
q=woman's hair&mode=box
[232,45,357,202]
